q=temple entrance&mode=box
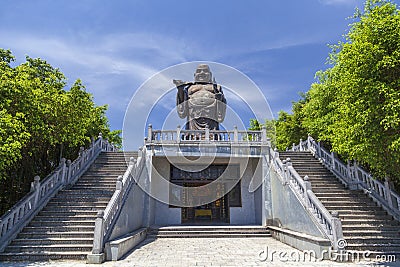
[170,164,240,224]
[181,183,229,223]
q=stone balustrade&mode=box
[270,148,343,249]
[89,147,147,263]
[291,135,400,221]
[145,125,269,157]
[0,134,117,252]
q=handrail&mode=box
[90,147,147,256]
[270,147,343,249]
[292,135,400,220]
[0,133,117,252]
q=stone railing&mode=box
[271,148,343,249]
[145,125,268,156]
[89,147,146,262]
[146,124,266,144]
[0,133,117,252]
[291,135,400,221]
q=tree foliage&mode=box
[0,49,121,213]
[249,118,277,148]
[273,0,400,184]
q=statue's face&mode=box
[194,66,212,82]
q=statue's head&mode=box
[194,64,212,83]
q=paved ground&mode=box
[0,237,397,267]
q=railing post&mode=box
[176,125,181,143]
[88,210,105,263]
[353,160,360,182]
[273,148,279,162]
[385,177,394,209]
[346,160,351,180]
[148,124,153,141]
[299,139,303,151]
[31,176,41,207]
[66,160,72,184]
[304,176,312,207]
[282,160,288,185]
[317,141,322,158]
[130,157,136,166]
[98,133,103,150]
[331,211,344,250]
[307,135,311,151]
[331,151,335,170]
[233,125,238,143]
[91,137,95,157]
[292,143,295,151]
[116,175,123,191]
[285,158,292,185]
[261,126,267,144]
[205,127,210,141]
[59,158,67,185]
[79,146,84,157]
[138,147,143,159]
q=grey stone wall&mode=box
[270,168,326,238]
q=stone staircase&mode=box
[148,226,271,238]
[0,151,137,262]
[279,151,400,256]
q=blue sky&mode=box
[1,0,399,148]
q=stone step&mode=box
[51,196,111,202]
[320,200,378,206]
[345,243,400,251]
[44,205,107,211]
[22,225,95,232]
[58,189,114,195]
[29,220,95,227]
[33,215,96,221]
[342,225,400,231]
[38,210,98,216]
[81,173,125,177]
[18,232,94,239]
[5,244,92,253]
[11,238,93,245]
[42,206,106,212]
[344,237,400,244]
[309,183,345,188]
[151,233,272,238]
[314,192,366,197]
[330,210,388,216]
[318,196,371,202]
[338,214,393,220]
[341,221,399,227]
[343,230,400,237]
[0,251,88,261]
[312,189,349,193]
[325,205,383,211]
[149,226,271,238]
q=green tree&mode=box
[0,49,122,214]
[275,97,308,150]
[249,119,277,148]
[300,0,400,182]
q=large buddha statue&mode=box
[173,64,227,130]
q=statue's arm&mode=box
[215,85,227,122]
[174,80,189,118]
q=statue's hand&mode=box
[173,79,184,86]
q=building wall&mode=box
[151,156,263,226]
